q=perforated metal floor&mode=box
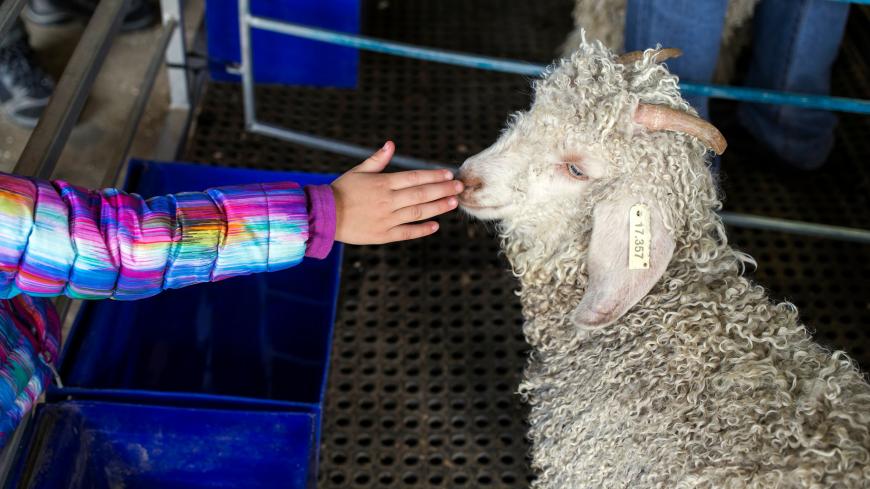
[184,2,870,487]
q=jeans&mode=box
[625,0,849,169]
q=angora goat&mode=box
[458,38,870,488]
[561,0,759,83]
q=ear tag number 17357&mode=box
[629,203,651,270]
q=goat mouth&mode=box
[459,202,506,211]
[459,203,494,210]
[458,201,509,221]
[458,195,508,210]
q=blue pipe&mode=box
[246,16,544,77]
[678,83,870,113]
[247,15,870,115]
[719,212,870,244]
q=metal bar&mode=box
[242,5,443,170]
[103,19,177,188]
[250,122,445,170]
[53,295,73,336]
[238,0,257,128]
[246,15,544,76]
[159,0,189,109]
[260,122,870,242]
[241,4,447,170]
[13,0,129,179]
[0,0,26,40]
[154,0,208,162]
[720,212,870,244]
[246,17,870,115]
[240,9,870,242]
[678,82,870,113]
[0,409,31,482]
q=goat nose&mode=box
[461,175,483,192]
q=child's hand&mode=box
[331,141,463,244]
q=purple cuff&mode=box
[303,185,336,259]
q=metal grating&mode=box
[320,229,531,488]
[183,1,870,487]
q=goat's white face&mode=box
[459,134,607,220]
[458,112,611,223]
[457,41,725,330]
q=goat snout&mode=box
[460,174,483,191]
[457,173,484,205]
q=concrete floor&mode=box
[0,0,203,189]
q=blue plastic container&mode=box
[8,161,342,488]
[9,401,318,488]
[206,0,360,87]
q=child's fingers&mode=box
[392,180,464,209]
[388,168,454,190]
[353,141,395,173]
[393,197,458,224]
[385,222,440,243]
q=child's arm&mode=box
[0,173,315,300]
[0,142,461,300]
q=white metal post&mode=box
[238,0,255,129]
[160,0,190,109]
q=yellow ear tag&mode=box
[629,203,651,270]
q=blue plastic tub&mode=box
[8,161,342,488]
[9,401,318,488]
[206,0,360,87]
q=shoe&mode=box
[0,40,54,129]
[26,0,159,32]
[717,113,824,173]
[712,100,833,172]
[69,0,159,32]
[24,0,73,25]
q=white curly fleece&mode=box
[460,37,870,489]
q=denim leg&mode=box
[737,0,849,169]
[625,0,728,121]
[0,19,27,49]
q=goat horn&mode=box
[634,103,727,155]
[617,48,683,65]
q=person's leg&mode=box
[0,19,54,128]
[737,0,849,169]
[625,0,729,122]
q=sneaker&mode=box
[717,113,825,173]
[24,0,73,25]
[26,0,159,32]
[0,40,54,128]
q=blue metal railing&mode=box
[247,16,870,115]
[239,6,870,243]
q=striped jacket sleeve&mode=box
[0,172,323,300]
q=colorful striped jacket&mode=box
[0,171,336,446]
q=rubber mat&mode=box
[183,2,870,487]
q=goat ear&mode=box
[571,193,675,329]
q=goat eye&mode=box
[566,163,586,180]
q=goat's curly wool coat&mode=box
[462,39,870,488]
